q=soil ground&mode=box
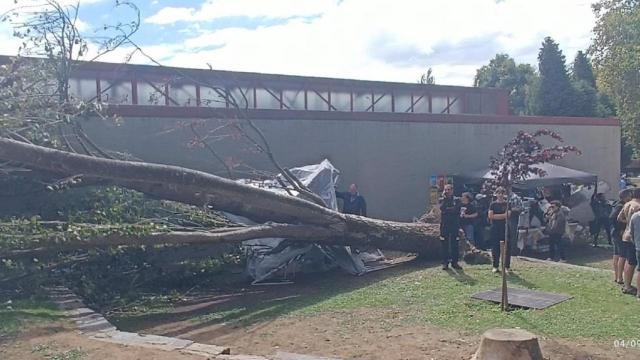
[0,321,202,360]
[3,246,639,360]
[109,256,638,360]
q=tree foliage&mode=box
[571,50,596,87]
[485,129,581,191]
[473,54,537,115]
[419,67,436,84]
[570,51,616,118]
[527,37,577,116]
[0,0,140,149]
[590,0,640,147]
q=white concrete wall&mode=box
[84,117,620,221]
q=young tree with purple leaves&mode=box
[485,129,580,311]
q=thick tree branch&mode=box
[0,223,337,258]
[0,138,343,226]
[0,138,441,257]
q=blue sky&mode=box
[0,0,597,86]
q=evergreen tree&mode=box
[528,37,576,116]
[569,50,615,117]
[571,79,598,117]
[571,51,596,87]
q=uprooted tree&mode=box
[0,1,443,263]
[0,138,441,258]
[0,1,583,283]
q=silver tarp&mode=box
[226,159,376,283]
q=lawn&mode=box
[0,295,62,341]
[2,253,639,359]
[110,256,639,344]
[292,259,634,340]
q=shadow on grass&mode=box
[565,244,612,269]
[110,259,432,339]
[521,244,612,270]
[507,272,537,289]
[446,268,478,286]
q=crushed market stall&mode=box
[227,159,387,284]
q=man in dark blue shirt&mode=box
[336,183,367,216]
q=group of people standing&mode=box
[439,184,517,272]
[439,184,569,273]
[610,188,640,300]
[338,181,640,300]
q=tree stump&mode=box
[473,329,543,360]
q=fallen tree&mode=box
[0,138,441,256]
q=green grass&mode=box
[162,259,637,342]
[291,260,637,340]
[564,243,614,270]
[0,296,63,340]
[32,342,87,360]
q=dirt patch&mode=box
[134,309,638,360]
[0,321,203,360]
[5,316,636,360]
[99,262,640,360]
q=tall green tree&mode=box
[571,51,596,86]
[589,0,640,147]
[569,51,615,117]
[528,37,576,116]
[571,79,598,117]
[473,54,536,115]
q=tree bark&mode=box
[473,329,543,360]
[0,224,337,258]
[0,138,441,256]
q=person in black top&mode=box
[474,192,491,250]
[488,187,511,274]
[460,192,478,247]
[439,184,462,270]
[611,189,633,284]
[336,183,367,216]
[590,192,612,247]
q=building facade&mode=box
[47,58,619,221]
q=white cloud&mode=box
[146,0,338,24]
[135,0,597,86]
[145,6,197,25]
[0,0,107,57]
[3,0,598,86]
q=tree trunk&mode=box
[0,138,441,256]
[473,328,544,360]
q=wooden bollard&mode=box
[473,328,543,360]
